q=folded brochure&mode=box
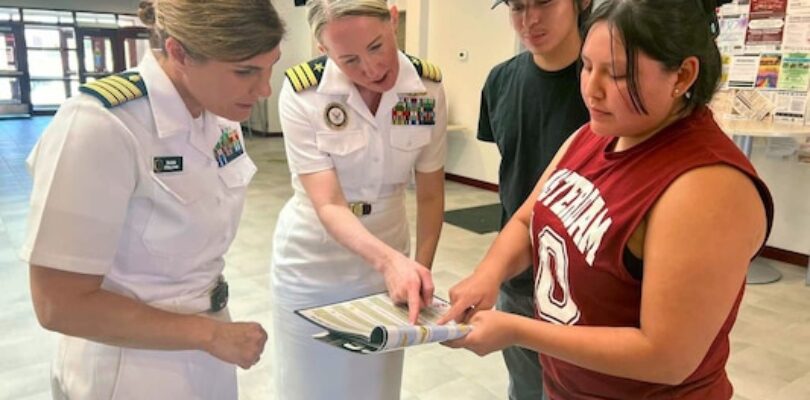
[296,292,472,353]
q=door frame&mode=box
[75,26,119,83]
[0,21,31,117]
[117,26,150,70]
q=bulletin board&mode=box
[711,0,810,160]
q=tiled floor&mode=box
[1,117,809,400]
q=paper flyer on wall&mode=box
[717,15,750,54]
[756,54,782,88]
[728,55,761,88]
[296,293,471,354]
[773,91,808,123]
[732,89,776,120]
[781,15,810,51]
[776,53,810,90]
[786,0,810,15]
[719,1,751,17]
[745,0,788,52]
[721,55,733,88]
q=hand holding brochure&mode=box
[296,293,471,353]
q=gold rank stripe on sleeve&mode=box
[285,55,327,92]
[79,72,148,108]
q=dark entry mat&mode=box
[444,203,502,234]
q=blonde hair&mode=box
[138,0,285,62]
[307,0,390,40]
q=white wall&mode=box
[751,145,810,254]
[268,3,314,133]
[425,0,515,184]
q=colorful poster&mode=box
[746,0,788,51]
[756,54,782,88]
[777,53,810,90]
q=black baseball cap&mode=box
[491,0,508,9]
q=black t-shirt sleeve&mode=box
[477,73,495,143]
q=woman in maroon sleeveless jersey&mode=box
[440,0,772,399]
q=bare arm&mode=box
[414,168,445,269]
[30,265,266,369]
[439,133,577,323]
[451,164,767,384]
[298,169,434,323]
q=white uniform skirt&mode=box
[51,308,236,400]
[270,193,410,400]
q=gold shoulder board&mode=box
[79,72,148,108]
[406,54,442,83]
[285,55,327,92]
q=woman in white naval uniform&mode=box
[20,1,284,399]
[271,1,447,399]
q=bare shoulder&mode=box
[649,163,768,259]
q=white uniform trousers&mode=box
[51,306,236,400]
[271,193,410,400]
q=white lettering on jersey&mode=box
[536,169,612,267]
[535,227,580,325]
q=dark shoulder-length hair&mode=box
[583,0,725,114]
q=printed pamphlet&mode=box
[297,293,471,354]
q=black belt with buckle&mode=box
[210,275,229,312]
[348,202,372,217]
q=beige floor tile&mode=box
[773,371,810,400]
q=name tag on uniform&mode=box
[153,156,183,173]
[214,127,244,168]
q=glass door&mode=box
[118,27,150,70]
[0,22,30,117]
[76,27,118,83]
[25,25,78,112]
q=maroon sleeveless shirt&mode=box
[531,107,773,399]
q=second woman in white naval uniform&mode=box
[271,1,447,399]
[21,1,284,399]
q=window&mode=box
[22,9,74,24]
[75,12,117,28]
[118,15,145,28]
[0,31,18,71]
[25,26,76,49]
[0,77,22,104]
[124,37,150,69]
[82,36,114,74]
[0,7,20,22]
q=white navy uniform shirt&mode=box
[279,51,447,202]
[21,52,256,311]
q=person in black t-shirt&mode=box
[468,0,591,399]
